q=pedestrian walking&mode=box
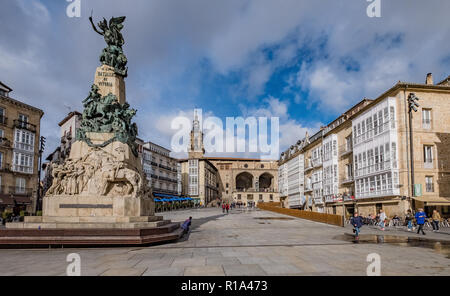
[350,212,364,239]
[379,209,386,231]
[415,208,427,235]
[226,203,230,214]
[405,209,414,232]
[432,210,441,232]
[222,203,226,213]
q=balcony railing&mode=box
[14,142,34,152]
[159,164,173,171]
[12,165,34,174]
[159,176,178,183]
[234,188,277,193]
[0,163,10,172]
[0,137,11,148]
[425,183,434,193]
[311,158,323,168]
[339,144,353,157]
[356,188,396,199]
[341,176,354,184]
[8,187,33,196]
[422,119,432,130]
[325,196,334,203]
[313,197,324,205]
[153,188,179,195]
[0,116,7,125]
[354,160,396,178]
[13,120,37,133]
[353,121,392,146]
[423,161,434,169]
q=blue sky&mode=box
[1,0,449,159]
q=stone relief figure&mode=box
[47,165,63,195]
[46,148,147,199]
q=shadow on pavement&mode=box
[176,214,226,242]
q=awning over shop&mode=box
[153,193,193,202]
[412,196,450,206]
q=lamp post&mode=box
[408,93,419,210]
[36,136,46,213]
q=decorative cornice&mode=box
[0,94,44,117]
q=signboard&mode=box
[414,184,422,197]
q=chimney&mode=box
[426,73,433,85]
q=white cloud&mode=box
[1,0,450,160]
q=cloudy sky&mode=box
[1,0,449,159]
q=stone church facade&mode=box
[179,111,280,206]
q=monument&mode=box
[0,16,183,247]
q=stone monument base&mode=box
[0,138,185,248]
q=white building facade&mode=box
[352,97,400,200]
[140,141,180,196]
[286,154,305,209]
[322,134,339,203]
[278,163,288,199]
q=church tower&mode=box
[189,109,205,159]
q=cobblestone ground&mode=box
[0,208,449,276]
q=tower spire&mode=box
[189,108,205,159]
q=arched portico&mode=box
[258,173,274,191]
[236,172,254,191]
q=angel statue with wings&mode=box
[89,15,128,77]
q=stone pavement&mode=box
[0,207,449,276]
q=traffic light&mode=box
[408,93,420,112]
[40,136,46,153]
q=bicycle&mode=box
[424,219,433,229]
[440,219,450,228]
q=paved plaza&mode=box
[0,208,449,276]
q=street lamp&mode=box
[408,93,419,210]
[36,136,46,213]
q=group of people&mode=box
[350,208,444,238]
[222,203,231,214]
